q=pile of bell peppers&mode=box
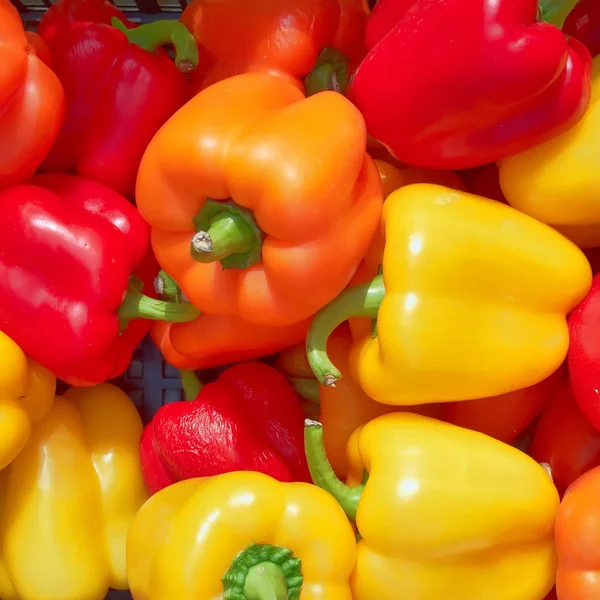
[2,0,600,598]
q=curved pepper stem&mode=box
[306,274,385,386]
[222,543,303,600]
[179,370,202,401]
[118,275,200,329]
[305,47,350,97]
[191,200,263,270]
[289,378,321,404]
[304,419,364,522]
[111,17,199,73]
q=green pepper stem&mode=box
[118,276,200,329]
[304,47,350,96]
[243,562,289,600]
[180,370,202,401]
[111,17,199,73]
[289,378,321,404]
[306,274,385,386]
[304,419,363,522]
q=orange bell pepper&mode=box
[136,72,382,328]
[555,465,600,599]
[0,0,64,190]
[180,0,368,93]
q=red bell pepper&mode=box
[0,173,199,387]
[38,0,133,44]
[563,0,600,59]
[529,378,600,496]
[39,18,198,198]
[568,273,600,431]
[140,364,312,494]
[349,0,593,170]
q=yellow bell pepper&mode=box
[307,183,591,405]
[0,383,148,600]
[0,330,56,471]
[127,471,356,600]
[304,413,559,600]
[499,56,600,249]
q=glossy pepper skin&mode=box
[136,72,383,328]
[40,18,198,198]
[529,378,600,496]
[0,173,199,387]
[180,0,367,93]
[307,184,592,405]
[563,0,600,59]
[0,383,148,600]
[567,273,600,432]
[0,331,56,471]
[127,471,356,600]
[305,413,559,600]
[349,0,592,170]
[140,364,311,494]
[555,465,600,599]
[500,56,600,249]
[0,0,65,191]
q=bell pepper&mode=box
[0,173,200,387]
[305,413,559,600]
[180,0,367,93]
[37,0,133,44]
[140,364,311,494]
[0,331,56,471]
[128,471,356,600]
[307,184,592,405]
[0,0,65,191]
[150,271,309,370]
[555,465,600,599]
[567,273,600,432]
[563,0,600,58]
[500,56,600,249]
[136,72,383,328]
[39,18,198,198]
[349,0,592,170]
[529,377,600,496]
[0,383,148,600]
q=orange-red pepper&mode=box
[0,0,64,190]
[136,72,382,328]
[180,0,368,93]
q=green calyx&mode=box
[118,275,200,330]
[306,274,385,387]
[222,543,303,600]
[305,47,350,97]
[191,200,263,270]
[179,369,203,401]
[111,17,199,73]
[304,419,364,522]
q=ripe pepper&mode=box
[305,413,559,600]
[529,377,600,496]
[180,0,368,93]
[563,0,600,58]
[0,383,148,600]
[127,471,356,600]
[136,72,383,328]
[349,0,592,170]
[0,331,56,471]
[37,0,133,44]
[307,184,592,405]
[40,17,198,198]
[567,273,600,432]
[0,173,199,387]
[555,465,600,599]
[0,0,65,191]
[500,56,600,249]
[140,363,311,495]
[150,271,309,370]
